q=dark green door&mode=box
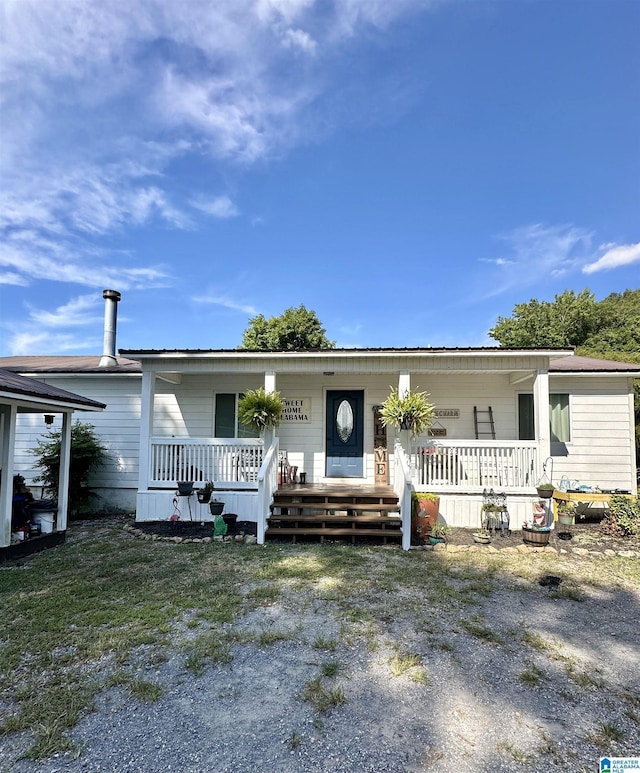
[326,390,364,477]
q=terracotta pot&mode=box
[413,496,440,541]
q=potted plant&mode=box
[522,525,551,546]
[473,529,492,544]
[197,481,214,504]
[379,387,436,436]
[238,388,284,434]
[411,492,440,541]
[177,481,194,496]
[209,498,224,517]
[428,522,448,545]
[536,482,555,499]
[557,501,575,527]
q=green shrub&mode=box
[600,494,640,538]
[32,421,108,515]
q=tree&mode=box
[489,287,640,468]
[239,305,335,350]
[488,289,600,348]
[32,421,108,515]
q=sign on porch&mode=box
[434,408,460,418]
[281,398,311,423]
[372,405,388,484]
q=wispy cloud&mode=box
[0,0,434,290]
[583,241,640,274]
[2,293,106,355]
[191,293,258,315]
[480,223,593,296]
[191,196,240,219]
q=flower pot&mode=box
[222,513,237,530]
[558,514,574,526]
[522,527,551,546]
[197,490,212,504]
[209,501,224,516]
[177,481,194,496]
[536,487,554,499]
[428,535,445,545]
[412,496,440,542]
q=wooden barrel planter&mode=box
[522,527,551,546]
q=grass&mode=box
[587,722,626,748]
[302,677,347,713]
[459,615,502,644]
[518,663,545,687]
[1,518,639,762]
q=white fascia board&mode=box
[2,395,105,412]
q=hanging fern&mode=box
[379,387,436,436]
[238,388,284,432]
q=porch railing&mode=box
[256,436,279,545]
[393,439,413,551]
[150,437,264,487]
[409,439,538,492]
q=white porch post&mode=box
[533,369,551,472]
[57,412,72,532]
[398,370,410,397]
[0,405,17,547]
[264,370,276,394]
[138,370,156,491]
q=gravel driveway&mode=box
[2,528,639,773]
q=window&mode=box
[214,393,259,438]
[518,393,570,443]
[549,394,570,443]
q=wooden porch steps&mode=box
[266,484,402,545]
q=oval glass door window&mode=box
[336,400,354,443]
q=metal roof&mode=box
[549,355,640,373]
[0,355,141,373]
[120,345,573,356]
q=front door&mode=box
[325,390,364,477]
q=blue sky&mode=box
[1,0,639,355]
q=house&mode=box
[2,291,638,550]
[0,368,105,556]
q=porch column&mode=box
[138,370,156,491]
[57,412,72,532]
[398,370,410,397]
[533,369,551,469]
[0,404,17,548]
[264,371,276,393]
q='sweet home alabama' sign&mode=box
[281,398,311,423]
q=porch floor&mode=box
[267,482,402,545]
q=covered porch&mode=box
[125,346,571,549]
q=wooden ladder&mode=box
[474,406,496,439]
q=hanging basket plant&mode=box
[238,388,284,433]
[379,387,436,437]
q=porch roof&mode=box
[119,345,575,377]
[0,368,106,412]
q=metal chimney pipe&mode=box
[99,289,121,367]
